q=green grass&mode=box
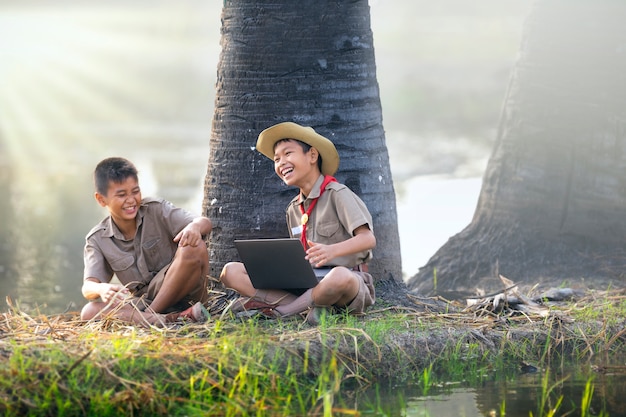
[1,291,625,416]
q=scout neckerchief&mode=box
[299,175,337,249]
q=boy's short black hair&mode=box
[94,157,138,195]
[274,138,323,172]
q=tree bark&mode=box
[204,0,402,290]
[409,0,626,296]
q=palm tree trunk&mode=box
[204,0,402,289]
[409,0,626,296]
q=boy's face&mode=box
[273,139,319,186]
[94,176,142,225]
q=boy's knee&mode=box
[177,243,209,264]
[220,262,244,287]
[80,302,103,321]
[327,268,359,293]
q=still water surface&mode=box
[351,366,625,416]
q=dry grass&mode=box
[1,287,626,416]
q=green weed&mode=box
[1,291,624,416]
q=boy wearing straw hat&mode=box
[220,122,376,324]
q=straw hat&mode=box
[256,122,340,176]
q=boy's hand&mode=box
[174,217,211,247]
[99,283,130,304]
[174,225,202,247]
[305,240,333,267]
[304,227,375,268]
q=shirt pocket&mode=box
[142,238,162,269]
[316,221,341,240]
[109,255,135,272]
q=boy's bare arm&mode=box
[306,225,375,267]
[173,216,212,247]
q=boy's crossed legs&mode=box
[81,243,209,326]
[220,261,361,319]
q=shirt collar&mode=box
[102,201,146,240]
[298,174,325,205]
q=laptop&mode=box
[234,238,330,290]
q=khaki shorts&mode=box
[345,271,375,314]
[130,262,208,312]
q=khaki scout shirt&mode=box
[83,197,195,292]
[286,174,373,267]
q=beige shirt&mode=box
[83,198,195,292]
[286,174,374,267]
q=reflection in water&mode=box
[348,367,625,416]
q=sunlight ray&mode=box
[4,73,95,160]
[0,6,197,170]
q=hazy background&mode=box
[0,0,532,313]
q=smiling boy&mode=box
[220,122,376,324]
[81,157,211,326]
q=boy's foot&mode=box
[233,304,302,322]
[260,308,310,323]
[229,297,276,314]
[258,307,282,319]
[167,302,210,323]
[304,307,326,326]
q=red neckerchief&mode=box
[299,175,337,249]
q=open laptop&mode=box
[234,238,330,291]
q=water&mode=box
[348,366,626,416]
[396,175,482,280]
